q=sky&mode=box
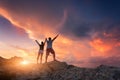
[0,0,120,67]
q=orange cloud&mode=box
[90,38,112,52]
[89,37,120,58]
[0,7,68,40]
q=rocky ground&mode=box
[0,56,120,80]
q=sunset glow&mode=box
[0,0,120,67]
[21,60,29,65]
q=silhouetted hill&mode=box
[0,56,120,80]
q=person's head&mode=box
[41,41,44,44]
[48,37,51,40]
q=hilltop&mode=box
[0,56,120,80]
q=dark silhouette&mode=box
[35,39,46,64]
[45,34,59,63]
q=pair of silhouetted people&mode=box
[35,34,59,64]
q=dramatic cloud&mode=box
[0,0,68,40]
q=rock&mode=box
[44,61,68,71]
[0,56,120,80]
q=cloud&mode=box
[1,0,120,41]
[8,45,32,57]
[0,0,68,40]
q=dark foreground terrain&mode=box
[0,56,120,80]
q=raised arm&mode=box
[43,38,47,45]
[52,34,59,41]
[35,40,40,46]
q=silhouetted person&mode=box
[35,39,46,64]
[45,34,59,63]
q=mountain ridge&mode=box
[0,56,120,80]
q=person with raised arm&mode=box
[45,34,59,63]
[35,38,46,64]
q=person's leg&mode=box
[45,50,49,63]
[40,53,43,64]
[37,52,40,64]
[51,49,56,61]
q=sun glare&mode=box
[21,60,29,65]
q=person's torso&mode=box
[39,44,44,50]
[47,40,53,48]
